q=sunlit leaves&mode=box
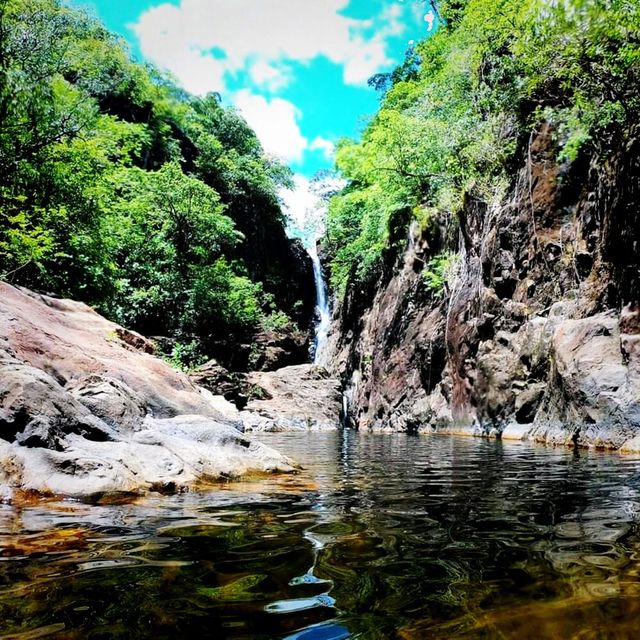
[0,0,297,342]
[188,258,264,333]
[324,0,639,298]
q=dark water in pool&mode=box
[3,432,640,639]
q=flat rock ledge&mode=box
[203,364,343,433]
[0,416,295,499]
[0,283,295,500]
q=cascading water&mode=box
[309,243,331,363]
[280,174,343,364]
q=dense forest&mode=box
[0,0,313,367]
[323,0,639,299]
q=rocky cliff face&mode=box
[325,124,640,450]
[232,205,316,332]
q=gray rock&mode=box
[0,415,295,497]
[0,282,297,499]
[532,313,640,449]
[240,364,342,432]
[67,374,145,430]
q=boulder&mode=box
[532,312,640,449]
[0,283,295,499]
[240,364,342,432]
[0,416,294,497]
[190,360,250,408]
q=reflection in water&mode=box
[2,432,640,638]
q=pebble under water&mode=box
[3,431,640,639]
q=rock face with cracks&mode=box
[324,123,640,451]
[0,283,295,499]
[240,365,343,432]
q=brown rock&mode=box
[323,119,640,452]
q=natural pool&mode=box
[2,431,640,639]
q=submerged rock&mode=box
[0,283,295,499]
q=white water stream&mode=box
[309,243,331,363]
[280,176,342,364]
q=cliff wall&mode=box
[325,124,640,450]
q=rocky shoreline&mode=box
[323,124,640,452]
[0,283,341,500]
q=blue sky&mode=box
[69,1,436,236]
[71,0,435,176]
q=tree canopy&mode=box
[0,0,304,352]
[323,0,640,295]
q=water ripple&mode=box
[2,432,640,638]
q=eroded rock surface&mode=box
[324,123,640,451]
[0,284,295,499]
[240,365,342,432]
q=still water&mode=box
[3,431,640,639]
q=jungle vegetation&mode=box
[323,0,639,295]
[0,0,300,348]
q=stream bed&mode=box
[3,431,640,639]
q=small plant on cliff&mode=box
[165,340,207,373]
[422,252,458,296]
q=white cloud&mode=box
[280,175,318,237]
[234,96,333,165]
[234,90,308,162]
[132,0,413,94]
[310,136,335,160]
[424,10,435,32]
[281,174,346,244]
[248,59,290,92]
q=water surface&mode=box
[2,431,640,639]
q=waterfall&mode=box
[309,243,330,363]
[279,174,343,364]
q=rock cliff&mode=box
[325,124,640,450]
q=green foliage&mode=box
[102,162,244,334]
[188,258,264,334]
[0,0,300,347]
[324,184,393,293]
[165,340,207,373]
[422,252,458,295]
[323,0,639,297]
[261,309,294,332]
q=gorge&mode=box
[1,0,640,638]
